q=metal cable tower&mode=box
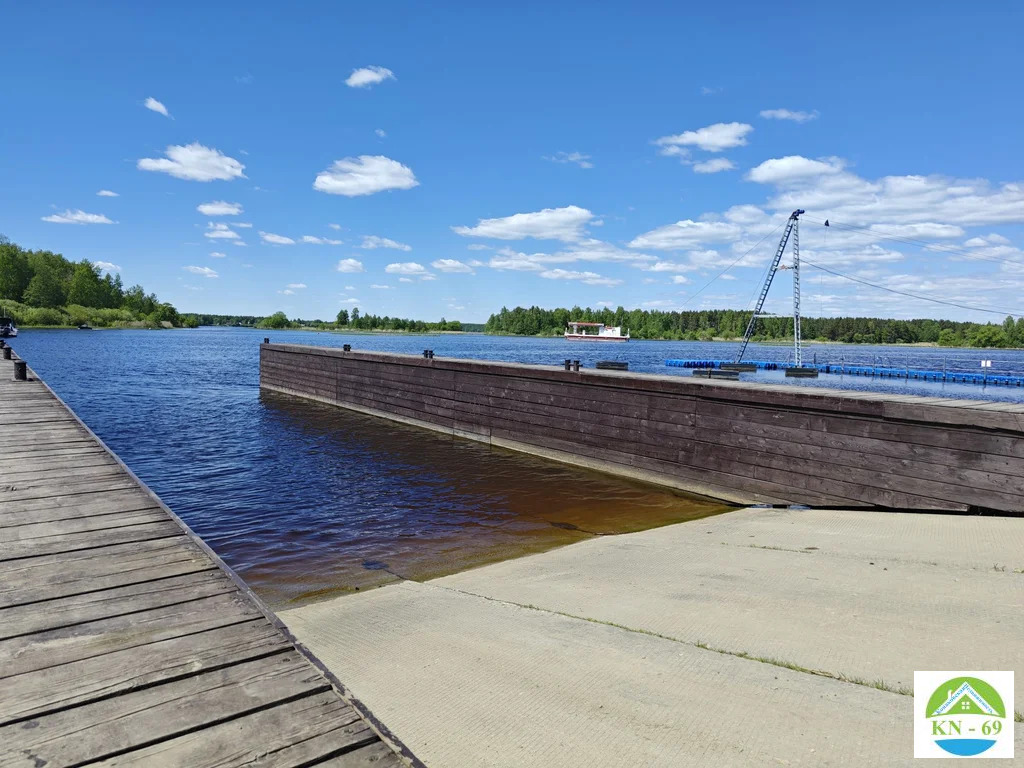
[735,209,805,364]
[792,217,802,367]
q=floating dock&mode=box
[0,353,413,767]
[261,343,1024,514]
[666,358,1024,386]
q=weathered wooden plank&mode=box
[1,462,125,484]
[0,591,262,678]
[0,477,141,504]
[0,655,331,767]
[0,537,211,608]
[0,620,287,725]
[0,520,184,561]
[0,507,166,541]
[0,569,230,640]
[90,692,371,768]
[0,486,154,517]
[0,454,119,476]
[318,740,406,767]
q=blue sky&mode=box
[2,2,1023,323]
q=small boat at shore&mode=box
[0,317,18,338]
[565,321,629,342]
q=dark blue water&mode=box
[11,328,1024,607]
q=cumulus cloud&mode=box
[287,283,307,289]
[234,222,253,228]
[313,155,418,196]
[431,259,474,273]
[144,97,170,117]
[184,265,218,278]
[259,231,295,245]
[384,262,429,275]
[345,66,395,88]
[96,190,119,197]
[209,251,227,258]
[197,200,243,216]
[453,205,594,242]
[339,297,361,304]
[672,275,690,284]
[205,222,240,240]
[138,143,246,182]
[544,151,593,169]
[328,223,342,230]
[746,155,845,184]
[93,261,121,272]
[760,108,820,122]
[42,209,114,225]
[399,277,413,283]
[655,122,753,153]
[301,235,343,245]
[360,235,412,251]
[336,258,365,273]
[693,158,736,174]
[371,284,391,289]
[539,268,622,286]
[628,220,741,250]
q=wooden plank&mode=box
[0,477,142,504]
[89,692,375,768]
[0,520,183,561]
[0,655,332,767]
[0,508,166,541]
[0,569,230,640]
[0,591,263,678]
[0,620,288,725]
[0,454,119,475]
[0,537,211,608]
[0,486,155,519]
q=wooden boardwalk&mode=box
[0,356,412,768]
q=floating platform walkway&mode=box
[0,353,413,767]
[666,358,1024,387]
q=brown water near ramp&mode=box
[246,391,731,607]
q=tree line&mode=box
[255,308,464,332]
[484,305,1024,348]
[0,236,190,328]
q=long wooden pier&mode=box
[0,354,413,767]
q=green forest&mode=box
[485,306,1024,348]
[0,236,193,328]
[255,308,465,332]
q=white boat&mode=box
[0,317,17,338]
[564,321,629,342]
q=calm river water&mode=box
[11,328,1024,607]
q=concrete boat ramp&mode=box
[283,507,1024,767]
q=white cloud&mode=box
[643,299,677,308]
[234,222,253,228]
[184,265,218,278]
[385,262,429,275]
[205,222,240,240]
[693,158,736,174]
[431,259,474,273]
[301,235,342,245]
[371,284,391,289]
[869,223,964,239]
[361,235,412,251]
[209,251,227,258]
[260,231,295,245]
[345,66,395,88]
[759,108,819,122]
[93,261,121,272]
[375,128,386,138]
[672,275,690,284]
[42,209,114,225]
[488,255,545,271]
[466,243,490,251]
[344,285,356,291]
[628,220,741,250]
[467,259,484,267]
[138,143,245,182]
[96,190,119,197]
[197,200,243,216]
[144,97,170,117]
[746,155,845,184]
[399,277,413,283]
[641,261,696,273]
[453,205,594,242]
[339,297,361,304]
[544,151,593,169]
[336,258,365,273]
[328,223,342,230]
[313,155,418,196]
[287,283,307,289]
[655,122,753,153]
[965,233,1011,247]
[279,289,295,295]
[539,268,622,286]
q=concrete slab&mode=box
[282,508,1024,766]
[284,580,913,767]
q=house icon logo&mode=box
[914,671,1014,758]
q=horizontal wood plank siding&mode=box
[260,343,1024,513]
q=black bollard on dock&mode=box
[343,344,351,352]
[564,359,572,370]
[264,337,269,344]
[2,347,11,360]
[14,360,27,380]
[573,360,580,372]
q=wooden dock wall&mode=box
[260,343,1024,513]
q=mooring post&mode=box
[343,344,351,352]
[13,360,27,380]
[2,347,11,360]
[263,337,269,344]
[573,360,580,372]
[423,349,429,358]
[564,359,571,370]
